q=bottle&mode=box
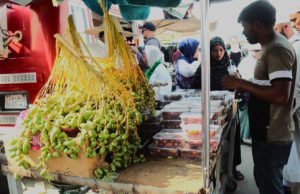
[227,64,237,76]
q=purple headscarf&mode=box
[178,38,200,64]
[175,38,200,89]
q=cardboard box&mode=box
[28,148,106,178]
[3,130,106,178]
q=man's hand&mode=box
[222,75,241,90]
[222,75,292,105]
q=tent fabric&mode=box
[82,0,151,20]
[154,15,201,33]
[82,0,112,16]
[155,20,218,44]
[163,0,193,20]
[125,0,181,8]
[82,0,183,20]
[119,4,150,21]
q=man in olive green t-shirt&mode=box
[222,1,297,194]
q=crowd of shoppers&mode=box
[107,2,300,193]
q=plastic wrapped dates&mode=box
[164,94,182,101]
[162,120,181,129]
[187,139,219,151]
[160,129,182,133]
[162,111,184,120]
[179,148,201,160]
[181,124,216,139]
[162,105,189,120]
[180,112,202,125]
[181,124,221,139]
[148,143,178,158]
[153,132,185,148]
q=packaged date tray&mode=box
[160,128,182,133]
[179,148,201,160]
[163,94,182,101]
[153,132,185,148]
[186,139,220,151]
[180,112,202,125]
[181,124,219,139]
[162,120,181,129]
[148,143,178,158]
[162,108,189,120]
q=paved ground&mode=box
[227,144,259,194]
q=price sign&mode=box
[4,94,27,109]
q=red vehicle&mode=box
[0,0,93,126]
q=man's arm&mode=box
[131,38,160,57]
[222,76,291,105]
[130,46,143,63]
[224,45,295,105]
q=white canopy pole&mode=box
[200,0,210,190]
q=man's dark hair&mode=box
[238,0,276,27]
[99,31,104,40]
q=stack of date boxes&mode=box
[148,91,234,160]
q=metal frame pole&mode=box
[200,0,210,190]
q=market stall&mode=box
[0,90,238,194]
[0,0,238,194]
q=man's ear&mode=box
[283,24,289,30]
[253,21,263,29]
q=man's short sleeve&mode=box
[265,46,295,82]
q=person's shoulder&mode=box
[264,45,294,63]
[264,35,294,59]
[271,33,294,53]
[149,36,160,42]
[177,58,187,64]
[292,38,300,51]
[146,37,160,44]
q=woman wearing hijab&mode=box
[193,36,235,90]
[212,37,245,182]
[175,38,200,89]
[193,37,244,187]
[143,45,172,99]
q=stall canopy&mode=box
[154,19,218,44]
[154,15,201,33]
[154,15,217,33]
